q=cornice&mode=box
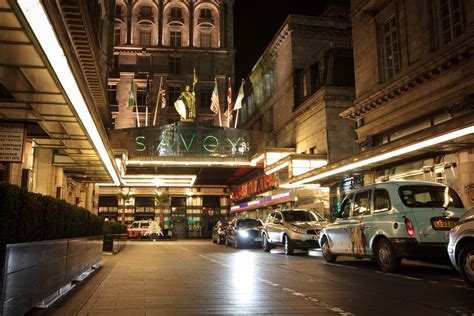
[342,36,474,121]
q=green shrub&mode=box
[0,183,104,246]
[102,221,127,235]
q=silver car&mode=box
[448,209,474,287]
[261,209,327,255]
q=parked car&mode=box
[319,181,468,272]
[212,220,229,244]
[261,209,328,255]
[128,220,163,239]
[448,209,474,287]
[225,218,263,248]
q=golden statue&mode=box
[174,69,198,121]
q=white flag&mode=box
[233,83,244,110]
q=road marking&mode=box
[385,273,422,281]
[192,249,354,315]
[453,285,474,291]
[321,262,361,270]
[428,281,439,284]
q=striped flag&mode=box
[210,79,219,114]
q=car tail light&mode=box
[404,218,415,236]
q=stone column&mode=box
[189,0,194,47]
[226,0,234,48]
[158,0,163,46]
[126,0,132,44]
[219,1,225,48]
[115,74,138,128]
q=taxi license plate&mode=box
[432,219,456,230]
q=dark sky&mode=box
[233,0,326,84]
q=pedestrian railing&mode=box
[0,236,102,316]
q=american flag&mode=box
[210,80,219,114]
[160,85,166,108]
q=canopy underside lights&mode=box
[18,0,120,185]
[290,125,474,186]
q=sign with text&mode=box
[230,174,277,202]
[0,123,25,162]
[109,122,262,159]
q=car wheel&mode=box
[262,234,272,252]
[376,239,401,272]
[321,237,337,263]
[458,244,474,288]
[284,235,294,255]
[235,237,241,249]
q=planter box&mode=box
[102,234,127,253]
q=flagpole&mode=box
[218,103,222,127]
[145,104,148,127]
[134,88,140,128]
[234,109,239,128]
[153,77,162,126]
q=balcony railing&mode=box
[168,15,184,24]
[198,17,214,25]
[138,14,154,23]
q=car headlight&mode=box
[238,230,249,238]
[292,227,306,234]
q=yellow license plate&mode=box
[433,220,456,229]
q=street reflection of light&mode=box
[232,252,256,305]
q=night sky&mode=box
[233,0,326,84]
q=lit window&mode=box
[380,16,401,81]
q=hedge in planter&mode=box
[0,183,103,247]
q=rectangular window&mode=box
[169,56,181,74]
[354,190,371,216]
[171,7,182,18]
[301,70,310,98]
[380,16,401,81]
[438,0,464,45]
[200,8,212,19]
[137,56,150,73]
[168,85,181,107]
[170,31,181,48]
[98,195,118,213]
[107,84,117,105]
[200,87,213,108]
[140,6,152,18]
[114,28,121,45]
[139,29,151,46]
[200,32,211,48]
[374,189,391,212]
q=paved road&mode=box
[48,240,473,315]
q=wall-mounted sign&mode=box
[0,123,25,162]
[109,122,262,159]
[230,174,277,202]
[230,191,292,213]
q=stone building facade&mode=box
[110,0,235,128]
[341,0,474,207]
[231,11,360,219]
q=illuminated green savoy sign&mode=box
[130,122,250,157]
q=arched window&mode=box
[194,4,219,48]
[132,2,158,46]
[163,3,189,47]
[115,4,126,45]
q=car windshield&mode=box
[237,218,260,228]
[399,185,464,208]
[282,210,318,222]
[141,222,150,228]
